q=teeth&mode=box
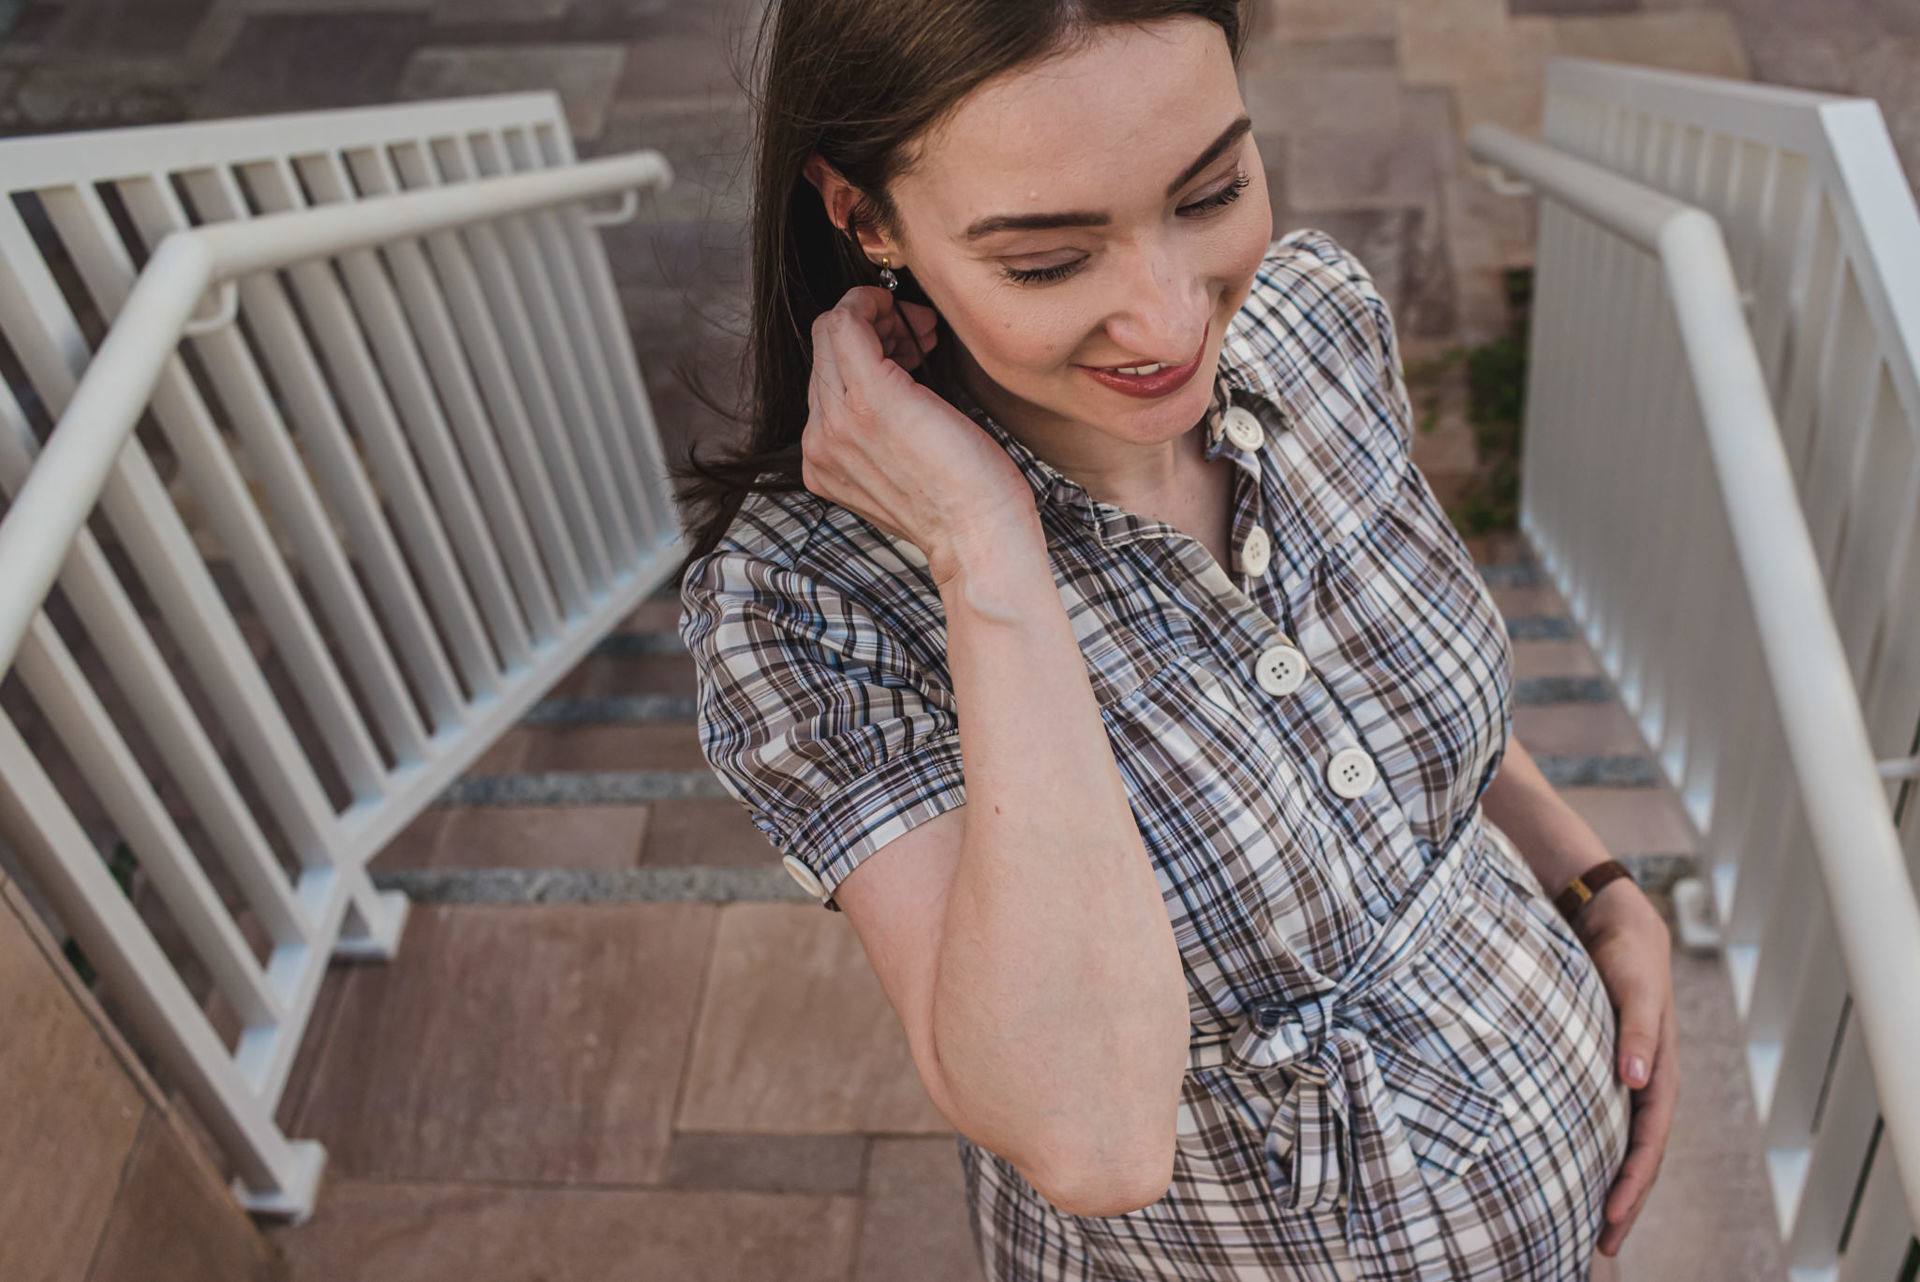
[1114,363,1166,376]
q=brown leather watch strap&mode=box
[1552,858,1633,926]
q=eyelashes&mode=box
[1000,170,1255,287]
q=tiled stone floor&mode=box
[240,529,1789,1281]
[0,0,1886,1276]
[2,0,1915,374]
[2,0,1915,515]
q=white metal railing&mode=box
[1471,57,1920,1277]
[0,94,682,1220]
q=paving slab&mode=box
[640,797,779,867]
[0,881,148,1282]
[396,42,627,141]
[194,13,431,117]
[1513,702,1653,756]
[1612,948,1788,1281]
[293,901,715,1184]
[373,802,652,870]
[1560,785,1699,856]
[677,902,950,1134]
[660,1130,867,1195]
[85,1115,280,1282]
[854,1137,986,1282]
[271,1182,861,1282]
[518,721,708,772]
[1513,638,1609,680]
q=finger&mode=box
[1599,1152,1660,1254]
[812,313,850,399]
[899,299,940,345]
[833,284,898,333]
[824,289,899,389]
[1604,1056,1676,1226]
[1613,970,1664,1090]
[1599,1009,1678,1254]
[872,305,923,370]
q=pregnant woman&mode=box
[675,2,1678,1278]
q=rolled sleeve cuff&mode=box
[781,731,968,911]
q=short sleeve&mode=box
[1273,228,1416,455]
[678,541,968,911]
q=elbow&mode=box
[1025,1126,1178,1219]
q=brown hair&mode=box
[669,0,1254,581]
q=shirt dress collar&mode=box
[951,344,1288,549]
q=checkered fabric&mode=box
[679,229,1631,1280]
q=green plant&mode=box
[61,841,139,988]
[1408,268,1533,536]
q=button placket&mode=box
[1239,525,1272,579]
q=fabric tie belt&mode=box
[1186,811,1514,1236]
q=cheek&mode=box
[942,291,1085,376]
[1223,188,1276,283]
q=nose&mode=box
[1104,243,1211,364]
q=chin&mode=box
[1082,369,1219,443]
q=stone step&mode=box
[370,851,1696,906]
[533,611,1592,715]
[393,550,1700,899]
[372,864,813,905]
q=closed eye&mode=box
[1000,170,1254,286]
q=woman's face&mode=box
[885,16,1272,451]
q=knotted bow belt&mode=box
[1187,810,1514,1236]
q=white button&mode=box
[1223,405,1266,452]
[1239,525,1271,578]
[782,854,827,899]
[1326,747,1379,800]
[1255,644,1309,696]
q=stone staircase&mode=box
[259,535,1790,1282]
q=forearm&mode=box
[928,519,1189,1207]
[1480,734,1615,894]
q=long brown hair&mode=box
[670,0,1254,581]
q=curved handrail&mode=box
[1468,120,1920,1229]
[0,148,672,682]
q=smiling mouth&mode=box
[1084,325,1209,378]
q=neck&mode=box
[953,341,1210,513]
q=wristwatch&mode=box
[1552,858,1633,926]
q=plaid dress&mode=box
[679,229,1631,1280]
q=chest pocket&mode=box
[1058,554,1210,710]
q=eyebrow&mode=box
[961,114,1254,242]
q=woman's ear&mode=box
[801,153,896,264]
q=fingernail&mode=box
[1627,1055,1648,1086]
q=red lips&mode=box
[1078,321,1209,400]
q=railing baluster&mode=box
[378,140,594,621]
[13,614,284,1025]
[502,126,657,555]
[177,165,470,736]
[0,711,323,1208]
[36,184,390,800]
[0,387,309,948]
[1484,62,1920,1255]
[428,136,615,595]
[0,102,673,1222]
[336,144,564,646]
[532,121,679,548]
[463,132,637,568]
[241,156,505,703]
[292,151,537,674]
[112,172,435,770]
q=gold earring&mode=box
[877,256,899,292]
